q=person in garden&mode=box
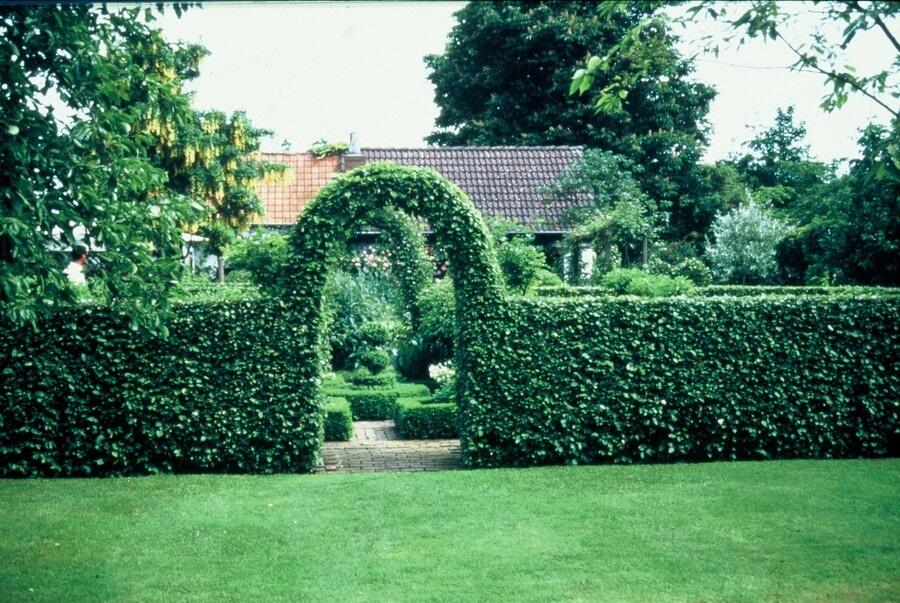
[64,244,89,286]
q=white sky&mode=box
[156,1,896,163]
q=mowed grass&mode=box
[1,460,897,602]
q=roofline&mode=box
[361,145,585,151]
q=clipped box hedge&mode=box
[460,295,899,467]
[0,300,321,477]
[344,370,397,388]
[698,285,899,297]
[394,398,458,439]
[323,384,431,420]
[535,285,900,299]
[323,398,354,441]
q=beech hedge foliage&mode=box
[323,398,354,442]
[535,285,900,298]
[394,398,458,439]
[460,295,899,467]
[0,300,320,477]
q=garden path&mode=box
[316,420,462,473]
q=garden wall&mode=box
[0,300,320,477]
[460,295,899,467]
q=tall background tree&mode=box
[425,1,716,221]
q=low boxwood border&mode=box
[394,398,458,439]
[324,398,354,442]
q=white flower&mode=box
[428,361,455,385]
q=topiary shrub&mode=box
[324,398,354,441]
[394,398,458,439]
[359,321,394,349]
[345,369,397,388]
[356,348,391,374]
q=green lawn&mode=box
[1,460,897,602]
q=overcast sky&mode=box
[156,1,895,163]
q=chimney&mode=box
[340,132,366,172]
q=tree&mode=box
[705,200,787,284]
[792,123,900,284]
[726,107,836,213]
[184,110,282,283]
[1,4,205,328]
[425,1,715,207]
[573,1,899,120]
[544,150,664,275]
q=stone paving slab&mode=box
[316,420,463,473]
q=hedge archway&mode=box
[282,162,508,447]
[365,206,433,329]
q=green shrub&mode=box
[226,229,290,294]
[460,295,899,467]
[600,268,696,297]
[430,381,455,404]
[416,279,455,361]
[323,270,403,370]
[356,348,391,374]
[395,341,430,380]
[393,383,432,398]
[360,321,394,348]
[649,256,712,286]
[346,391,398,421]
[534,286,608,298]
[0,300,320,477]
[394,398,458,439]
[170,274,261,303]
[323,398,354,441]
[344,369,397,388]
[699,285,900,297]
[535,285,900,299]
[322,383,432,421]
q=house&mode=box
[254,144,591,249]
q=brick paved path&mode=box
[317,420,463,473]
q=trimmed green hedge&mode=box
[0,300,320,477]
[323,398,354,441]
[698,285,900,297]
[394,398,458,439]
[322,384,431,420]
[534,286,608,298]
[345,370,397,388]
[534,285,900,298]
[460,295,900,467]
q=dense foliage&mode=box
[394,399,459,439]
[600,268,696,297]
[226,229,291,294]
[705,200,787,284]
[286,162,507,435]
[1,4,205,328]
[426,1,714,209]
[461,295,899,467]
[323,398,354,442]
[0,300,320,476]
[573,2,898,121]
[322,383,431,421]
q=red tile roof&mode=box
[254,153,340,225]
[256,146,589,231]
[362,146,589,232]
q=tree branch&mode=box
[848,1,900,54]
[776,32,899,118]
